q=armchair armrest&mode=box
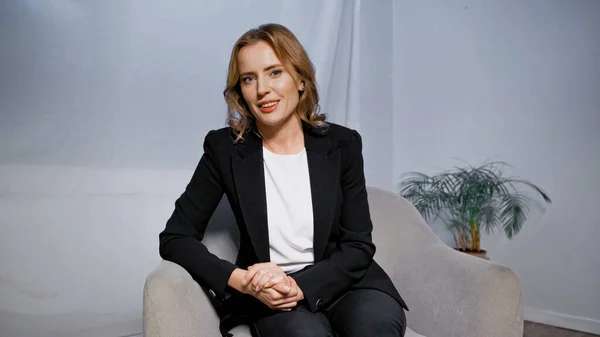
[367,187,524,337]
[389,244,523,337]
[143,260,221,337]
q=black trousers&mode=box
[248,288,406,337]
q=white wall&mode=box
[392,0,600,334]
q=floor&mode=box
[128,322,598,337]
[524,321,599,337]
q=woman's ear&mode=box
[298,81,305,91]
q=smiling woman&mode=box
[237,41,305,146]
[223,24,325,144]
[158,23,408,337]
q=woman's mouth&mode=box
[258,100,279,113]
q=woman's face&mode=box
[237,41,304,130]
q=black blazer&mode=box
[159,122,408,313]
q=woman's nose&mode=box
[257,78,270,96]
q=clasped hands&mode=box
[239,262,304,311]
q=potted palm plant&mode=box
[398,161,551,259]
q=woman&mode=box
[159,23,408,337]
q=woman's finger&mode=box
[270,294,298,306]
[244,265,269,286]
[253,271,273,292]
[252,268,285,288]
[261,288,284,302]
[272,301,298,310]
[270,277,292,294]
[262,274,285,290]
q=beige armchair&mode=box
[144,187,524,337]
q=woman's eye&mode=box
[271,70,282,76]
[242,76,254,83]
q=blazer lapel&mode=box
[231,131,271,262]
[305,127,340,262]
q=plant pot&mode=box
[455,248,489,260]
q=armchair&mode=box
[144,187,523,337]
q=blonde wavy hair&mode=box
[223,23,327,141]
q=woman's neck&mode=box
[258,117,305,155]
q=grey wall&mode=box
[392,0,600,334]
[360,0,395,193]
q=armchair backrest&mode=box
[365,187,443,272]
[201,187,441,266]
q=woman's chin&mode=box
[256,114,285,127]
[254,111,300,131]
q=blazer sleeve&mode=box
[293,129,377,312]
[158,130,237,301]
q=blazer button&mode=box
[316,298,323,309]
[208,289,216,298]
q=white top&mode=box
[263,146,314,273]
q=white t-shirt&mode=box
[263,146,314,273]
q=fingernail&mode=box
[284,286,290,292]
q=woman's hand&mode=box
[240,263,305,310]
[243,262,290,293]
[251,276,304,311]
[228,264,304,311]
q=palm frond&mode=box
[508,178,552,203]
[476,203,501,234]
[398,172,451,221]
[499,193,530,238]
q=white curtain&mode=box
[0,1,393,336]
[0,0,369,170]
